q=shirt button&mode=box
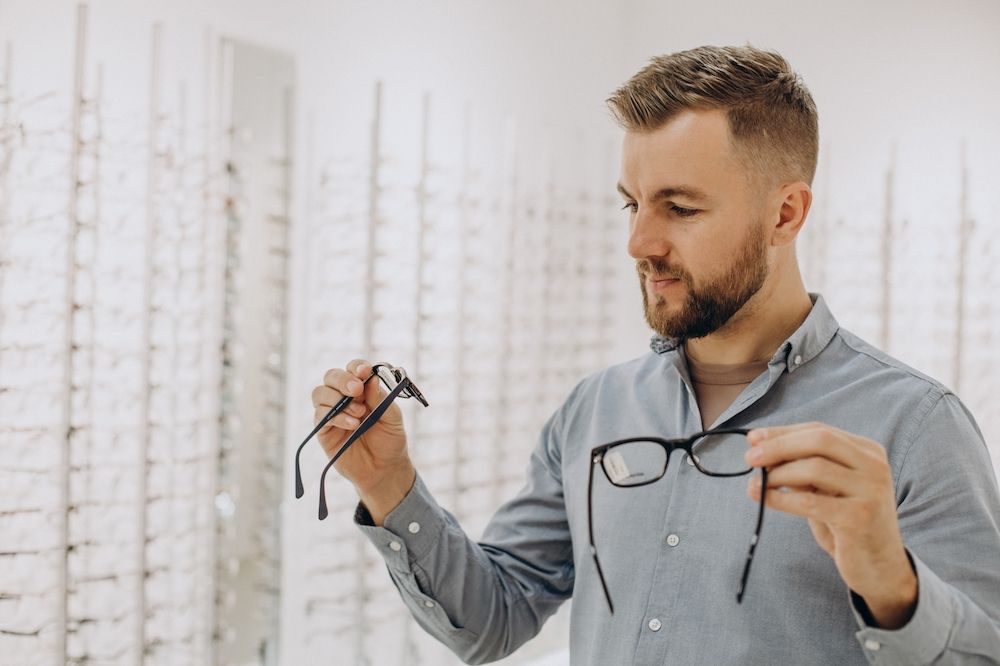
[648,618,662,632]
[666,534,680,547]
[793,354,803,365]
[423,600,435,608]
[408,521,421,534]
[389,541,402,552]
[864,639,881,651]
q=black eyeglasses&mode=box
[294,363,428,520]
[587,427,767,613]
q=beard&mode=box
[638,222,768,341]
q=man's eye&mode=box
[621,202,638,214]
[671,205,699,218]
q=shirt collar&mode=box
[649,293,840,374]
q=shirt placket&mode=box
[631,356,704,664]
[633,351,791,663]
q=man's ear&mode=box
[771,182,812,247]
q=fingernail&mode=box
[348,380,363,394]
[745,447,763,463]
[345,416,359,427]
[748,429,766,443]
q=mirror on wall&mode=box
[214,37,294,665]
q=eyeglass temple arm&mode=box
[688,426,752,442]
[736,466,768,603]
[317,378,411,520]
[294,393,351,498]
[588,451,615,614]
[294,368,387,498]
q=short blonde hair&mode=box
[607,45,819,187]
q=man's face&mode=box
[618,109,771,341]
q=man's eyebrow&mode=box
[616,182,711,203]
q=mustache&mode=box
[636,259,688,281]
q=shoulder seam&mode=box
[894,387,949,485]
[833,331,960,484]
[836,332,947,394]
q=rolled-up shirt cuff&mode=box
[353,474,449,573]
[850,551,953,665]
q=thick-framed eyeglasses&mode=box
[293,363,428,520]
[587,427,768,613]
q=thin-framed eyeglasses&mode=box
[587,427,767,613]
[293,363,428,520]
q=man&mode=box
[311,46,1000,664]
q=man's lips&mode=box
[645,274,682,292]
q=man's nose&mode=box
[627,207,670,260]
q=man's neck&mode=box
[684,279,813,366]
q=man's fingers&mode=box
[746,424,867,471]
[312,385,342,408]
[761,456,859,496]
[363,373,387,408]
[313,405,360,430]
[748,478,847,520]
[807,518,836,553]
[320,368,365,399]
[316,393,369,418]
[348,358,373,380]
[748,422,821,443]
[312,387,367,418]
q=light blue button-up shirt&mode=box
[356,294,1000,664]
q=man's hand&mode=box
[311,359,416,525]
[744,422,918,629]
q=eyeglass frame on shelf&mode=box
[587,426,768,614]
[293,363,428,520]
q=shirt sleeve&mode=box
[849,390,1000,665]
[354,399,576,665]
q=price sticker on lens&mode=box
[603,450,632,485]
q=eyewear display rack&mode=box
[803,143,996,443]
[0,7,230,665]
